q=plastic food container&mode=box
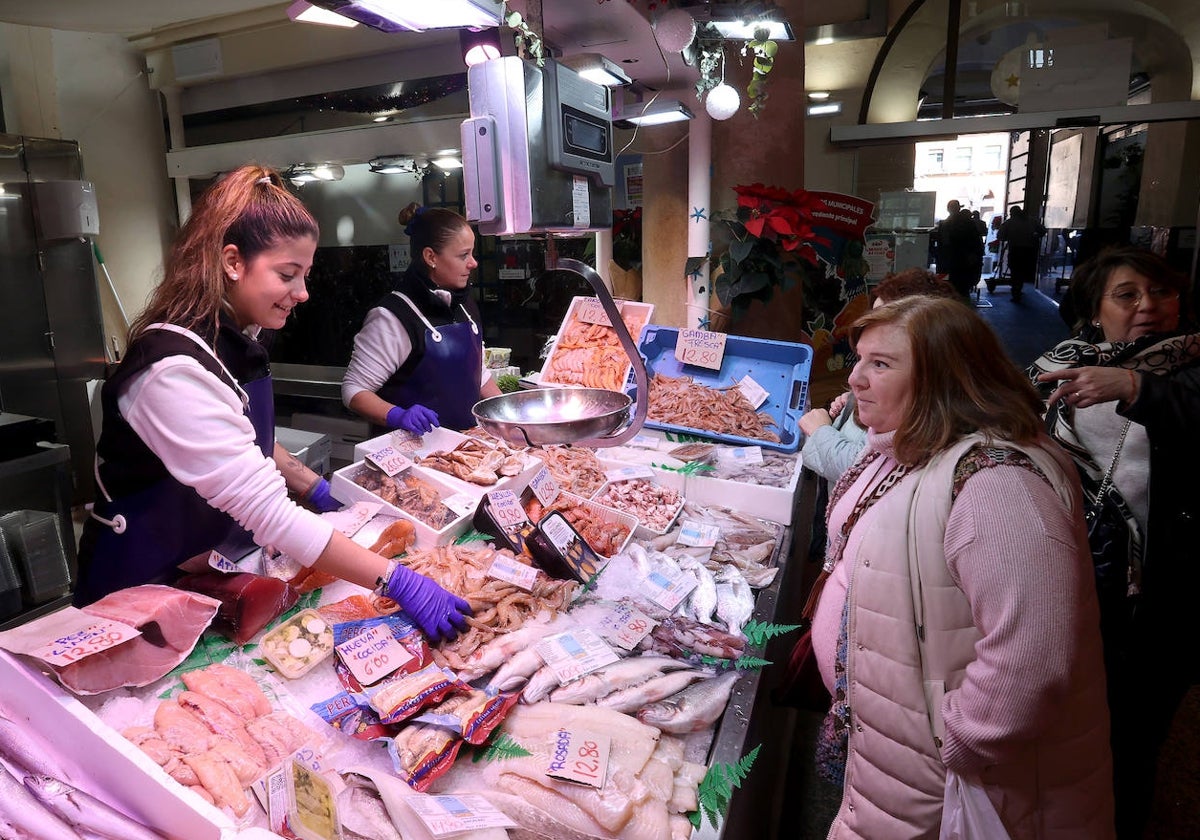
[260,609,335,679]
[285,760,342,840]
[591,478,685,539]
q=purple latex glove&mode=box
[386,404,439,435]
[384,563,472,642]
[304,478,343,513]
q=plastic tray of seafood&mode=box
[627,326,812,453]
[538,296,654,392]
[330,461,474,548]
[590,474,686,539]
[353,427,541,498]
[683,446,805,526]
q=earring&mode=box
[231,273,239,281]
[1092,321,1100,327]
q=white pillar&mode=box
[686,110,712,329]
[162,86,192,223]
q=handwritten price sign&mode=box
[529,467,561,507]
[366,445,413,477]
[335,623,413,685]
[33,618,141,666]
[574,297,618,327]
[546,728,611,788]
[675,328,727,371]
[486,489,528,530]
[597,602,658,650]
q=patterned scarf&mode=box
[1027,330,1200,579]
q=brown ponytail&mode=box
[130,165,318,341]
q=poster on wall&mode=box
[1044,133,1083,229]
[624,163,644,208]
[864,236,895,281]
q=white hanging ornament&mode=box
[653,8,698,53]
[705,83,741,120]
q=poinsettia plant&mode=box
[713,183,828,316]
[611,206,643,271]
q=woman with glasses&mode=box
[1029,246,1199,838]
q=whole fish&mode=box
[338,776,403,840]
[678,556,718,626]
[637,670,741,734]
[485,645,547,692]
[22,774,168,840]
[0,710,71,780]
[597,669,711,714]
[458,611,567,681]
[713,566,754,635]
[0,765,79,840]
[549,655,693,705]
[518,664,565,705]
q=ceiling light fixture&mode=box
[558,53,632,88]
[807,101,843,116]
[286,0,359,27]
[432,156,463,170]
[284,163,345,184]
[306,0,503,33]
[687,3,795,42]
[807,91,831,101]
[459,28,503,67]
[368,155,418,174]
[615,98,695,128]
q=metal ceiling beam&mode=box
[830,100,1200,145]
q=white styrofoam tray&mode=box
[682,449,804,526]
[353,428,541,499]
[538,296,654,392]
[0,649,233,840]
[330,461,473,548]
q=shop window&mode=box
[982,144,1003,170]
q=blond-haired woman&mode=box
[810,296,1113,838]
[77,165,470,642]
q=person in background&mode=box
[997,205,1044,302]
[932,200,984,301]
[799,268,959,482]
[811,296,1114,838]
[1028,246,1199,838]
[76,166,471,642]
[343,204,500,435]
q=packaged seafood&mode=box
[285,760,342,840]
[472,493,603,583]
[260,609,335,680]
[330,461,472,547]
[539,296,654,392]
[629,325,813,452]
[523,488,638,560]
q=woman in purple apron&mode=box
[76,166,470,642]
[342,204,500,435]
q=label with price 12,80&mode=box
[675,328,727,371]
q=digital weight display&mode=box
[562,105,610,161]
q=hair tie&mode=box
[256,176,272,185]
[404,206,426,237]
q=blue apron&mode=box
[377,292,483,432]
[75,325,275,605]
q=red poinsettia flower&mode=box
[734,182,794,205]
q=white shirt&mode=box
[341,304,492,409]
[115,356,334,566]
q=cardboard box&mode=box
[0,650,231,840]
[330,461,473,547]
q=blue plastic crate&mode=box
[627,326,812,452]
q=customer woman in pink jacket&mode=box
[809,296,1114,838]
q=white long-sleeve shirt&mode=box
[341,304,491,408]
[116,356,333,566]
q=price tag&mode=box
[737,375,770,409]
[535,628,620,686]
[642,566,699,612]
[442,493,476,517]
[327,501,383,537]
[717,445,764,466]
[486,489,528,530]
[603,465,655,483]
[674,328,727,371]
[676,518,722,548]
[574,296,617,327]
[596,602,658,650]
[30,617,141,667]
[406,793,517,837]
[529,467,561,507]
[206,550,238,573]
[629,434,662,450]
[366,445,413,477]
[389,429,424,453]
[546,728,611,788]
[335,623,414,686]
[487,554,539,591]
[571,175,591,229]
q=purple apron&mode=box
[75,330,275,605]
[377,292,483,432]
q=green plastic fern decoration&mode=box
[473,733,533,763]
[742,620,803,648]
[689,744,762,829]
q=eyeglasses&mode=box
[1103,287,1181,308]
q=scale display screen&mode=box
[563,106,609,159]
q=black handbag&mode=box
[1085,421,1132,603]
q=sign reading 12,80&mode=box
[675,328,727,371]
